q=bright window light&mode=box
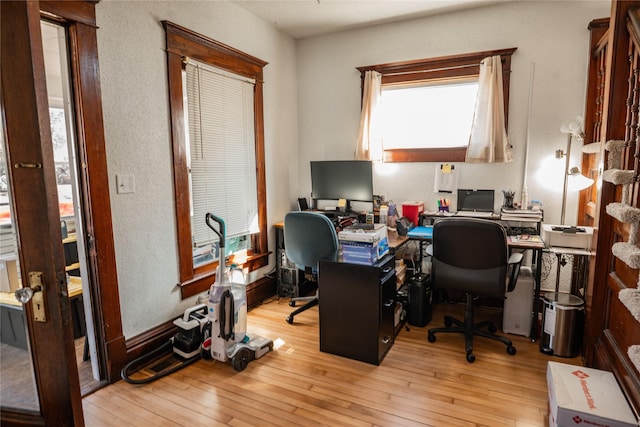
[381,80,479,149]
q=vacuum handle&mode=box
[205,213,226,249]
[182,303,207,322]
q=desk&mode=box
[400,221,544,340]
[0,279,85,349]
[319,254,396,365]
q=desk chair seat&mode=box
[427,218,522,363]
[283,211,339,324]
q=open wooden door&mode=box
[0,1,84,424]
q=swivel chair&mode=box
[283,211,339,324]
[427,218,522,363]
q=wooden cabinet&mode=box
[319,255,396,365]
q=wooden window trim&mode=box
[163,21,269,298]
[357,47,516,163]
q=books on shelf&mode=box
[500,208,543,222]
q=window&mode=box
[357,48,516,163]
[184,60,258,268]
[164,21,269,298]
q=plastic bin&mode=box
[540,292,584,357]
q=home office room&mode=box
[2,0,639,425]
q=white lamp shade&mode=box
[567,167,594,191]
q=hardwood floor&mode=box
[82,297,581,426]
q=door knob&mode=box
[14,272,46,322]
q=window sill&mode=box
[178,251,270,299]
[384,147,467,163]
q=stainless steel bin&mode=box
[540,292,584,357]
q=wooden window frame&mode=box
[164,21,269,298]
[357,47,516,163]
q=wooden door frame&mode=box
[1,1,125,424]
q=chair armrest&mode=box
[506,252,523,292]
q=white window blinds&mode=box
[184,60,259,248]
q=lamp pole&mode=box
[560,133,572,225]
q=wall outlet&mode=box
[116,174,135,194]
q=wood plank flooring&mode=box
[82,297,581,426]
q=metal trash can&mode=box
[540,292,584,357]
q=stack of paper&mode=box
[500,208,543,222]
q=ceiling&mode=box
[232,0,510,39]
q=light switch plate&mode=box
[116,174,135,194]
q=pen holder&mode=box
[438,206,449,213]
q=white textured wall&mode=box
[96,0,298,338]
[296,1,610,220]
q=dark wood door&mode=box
[584,1,640,418]
[0,1,84,424]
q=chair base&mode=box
[427,293,516,363]
[286,290,319,324]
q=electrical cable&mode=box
[120,339,201,385]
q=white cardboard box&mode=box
[547,361,638,427]
[542,224,594,250]
[338,223,387,243]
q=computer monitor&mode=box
[310,160,373,208]
[457,189,494,212]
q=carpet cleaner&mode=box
[200,213,272,372]
[120,213,272,384]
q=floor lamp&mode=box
[555,116,594,225]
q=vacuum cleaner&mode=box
[200,213,273,372]
[121,213,272,384]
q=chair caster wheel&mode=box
[488,323,497,333]
[286,315,294,324]
[444,318,453,327]
[466,352,476,363]
[506,345,516,355]
[289,301,296,307]
[427,332,436,343]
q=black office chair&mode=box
[283,211,339,324]
[427,218,522,363]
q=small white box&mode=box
[547,361,638,427]
[542,224,594,250]
[338,223,387,243]
[503,267,533,336]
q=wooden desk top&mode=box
[0,278,83,307]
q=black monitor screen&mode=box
[310,160,373,203]
[457,189,494,212]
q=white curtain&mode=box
[466,55,513,163]
[355,70,383,161]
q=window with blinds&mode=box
[184,60,259,267]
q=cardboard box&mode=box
[547,361,638,427]
[542,224,594,250]
[341,237,389,265]
[338,223,387,243]
[401,202,424,227]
